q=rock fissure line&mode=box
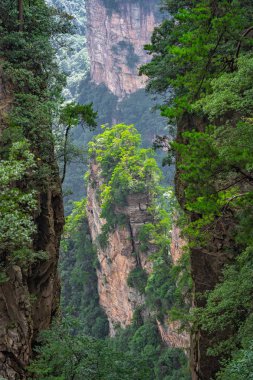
[127,220,141,267]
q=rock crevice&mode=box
[86,162,152,335]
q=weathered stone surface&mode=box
[157,319,189,350]
[86,0,160,98]
[0,192,63,380]
[86,162,189,355]
[86,162,152,335]
[0,70,64,379]
[171,225,186,264]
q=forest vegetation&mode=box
[1,0,253,379]
[141,0,253,378]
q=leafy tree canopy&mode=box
[141,0,253,377]
[29,317,151,380]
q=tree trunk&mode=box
[18,0,24,31]
[61,124,71,184]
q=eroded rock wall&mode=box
[157,224,190,351]
[157,320,189,350]
[86,161,190,355]
[0,72,64,379]
[86,162,153,335]
[86,0,160,98]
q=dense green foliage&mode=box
[57,102,97,184]
[0,0,72,273]
[43,125,189,379]
[63,77,170,207]
[29,317,151,380]
[127,267,148,294]
[0,0,71,162]
[142,0,253,116]
[61,200,109,338]
[88,123,162,242]
[142,0,253,377]
[0,140,36,254]
[137,190,190,322]
[110,318,190,380]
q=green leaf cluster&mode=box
[110,318,190,380]
[0,0,72,273]
[0,140,36,254]
[61,200,109,339]
[29,317,151,380]
[88,123,162,236]
[141,0,253,376]
[0,0,72,181]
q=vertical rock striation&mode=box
[157,224,190,350]
[0,71,64,379]
[157,320,189,350]
[86,160,190,354]
[86,0,160,98]
[86,162,153,335]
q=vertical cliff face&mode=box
[86,160,189,353]
[86,0,160,98]
[0,72,64,379]
[0,192,63,379]
[170,225,186,265]
[157,224,190,350]
[157,320,189,349]
[86,162,153,335]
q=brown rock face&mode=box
[0,72,64,379]
[86,0,160,98]
[171,225,186,265]
[157,320,189,350]
[156,225,190,351]
[86,162,152,335]
[86,161,189,354]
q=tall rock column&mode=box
[86,162,153,335]
[86,0,160,98]
[0,70,64,379]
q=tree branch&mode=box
[61,124,71,184]
[236,26,253,58]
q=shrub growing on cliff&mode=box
[0,140,36,248]
[127,267,148,294]
[88,123,162,234]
